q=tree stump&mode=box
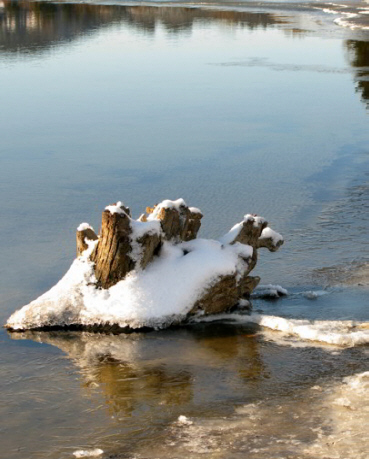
[77,199,283,315]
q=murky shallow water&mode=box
[0,1,368,458]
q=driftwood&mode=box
[77,200,283,316]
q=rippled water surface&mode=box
[0,1,368,458]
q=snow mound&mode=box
[6,239,252,331]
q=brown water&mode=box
[0,1,369,458]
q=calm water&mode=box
[0,1,369,458]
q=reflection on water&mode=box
[346,40,369,107]
[8,325,368,458]
[0,0,290,55]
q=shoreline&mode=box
[20,0,369,32]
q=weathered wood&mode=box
[134,232,162,270]
[190,275,239,315]
[238,275,260,298]
[257,235,283,252]
[185,209,203,241]
[91,206,134,288]
[155,206,203,241]
[145,203,203,241]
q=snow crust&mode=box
[194,312,369,347]
[248,314,369,346]
[77,223,94,232]
[6,238,252,331]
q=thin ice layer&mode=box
[193,312,369,347]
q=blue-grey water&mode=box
[0,1,368,458]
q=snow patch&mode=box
[302,290,328,300]
[178,415,193,425]
[334,13,369,30]
[73,449,103,458]
[252,284,288,299]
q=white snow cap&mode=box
[77,223,94,232]
[189,207,202,214]
[147,198,188,221]
[105,201,127,215]
[259,227,284,245]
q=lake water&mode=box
[0,1,368,458]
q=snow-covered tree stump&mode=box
[6,198,283,332]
